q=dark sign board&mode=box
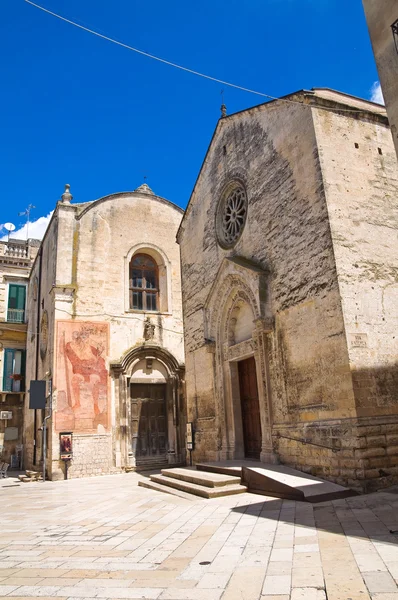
[29,380,46,409]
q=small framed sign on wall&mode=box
[59,432,73,460]
[186,422,194,451]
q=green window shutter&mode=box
[8,285,18,308]
[16,286,26,311]
[3,348,15,392]
[7,285,26,322]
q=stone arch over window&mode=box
[125,244,171,313]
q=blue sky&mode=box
[1,0,381,239]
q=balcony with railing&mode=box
[6,308,25,323]
[4,243,29,258]
[0,239,40,267]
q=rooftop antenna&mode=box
[220,89,227,118]
[18,204,35,240]
[3,222,16,242]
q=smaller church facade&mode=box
[24,184,186,480]
[177,88,398,492]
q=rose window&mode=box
[217,185,248,248]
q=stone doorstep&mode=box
[161,468,242,488]
[141,473,247,499]
[196,463,243,478]
[138,479,200,500]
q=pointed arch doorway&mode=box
[205,267,277,464]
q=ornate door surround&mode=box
[204,257,277,464]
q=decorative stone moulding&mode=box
[216,184,248,249]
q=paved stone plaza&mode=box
[1,473,398,600]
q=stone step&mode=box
[138,479,199,501]
[26,470,40,477]
[161,467,241,488]
[147,473,247,499]
[196,463,243,478]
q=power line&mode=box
[25,306,184,337]
[24,0,385,116]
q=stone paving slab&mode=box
[1,472,398,599]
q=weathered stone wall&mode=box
[179,89,398,490]
[25,190,185,480]
[314,104,398,414]
[0,394,24,468]
[24,215,58,470]
[56,434,114,479]
[179,93,355,464]
[363,0,398,158]
[311,100,398,487]
[74,194,184,361]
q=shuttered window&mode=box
[3,349,26,392]
[7,284,26,323]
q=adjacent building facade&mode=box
[177,88,398,492]
[363,0,398,158]
[24,184,185,480]
[0,238,39,468]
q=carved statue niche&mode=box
[143,317,155,341]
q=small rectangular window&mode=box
[132,291,143,311]
[145,272,156,289]
[132,270,143,288]
[146,292,157,311]
[7,284,26,323]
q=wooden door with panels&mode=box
[131,383,167,462]
[238,357,262,460]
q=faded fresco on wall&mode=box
[55,321,109,433]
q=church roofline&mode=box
[76,190,184,221]
[176,87,388,242]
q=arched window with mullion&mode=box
[129,254,159,311]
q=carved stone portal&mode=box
[204,261,276,464]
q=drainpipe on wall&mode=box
[42,377,52,482]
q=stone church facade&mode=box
[177,88,398,492]
[24,184,185,480]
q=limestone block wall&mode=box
[73,194,184,364]
[309,103,398,489]
[363,0,398,158]
[179,90,398,489]
[179,94,356,466]
[0,394,24,467]
[24,218,58,469]
[25,191,184,480]
[57,434,114,479]
[314,105,398,415]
